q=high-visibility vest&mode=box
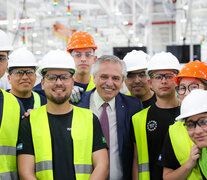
[169,121,203,180]
[132,107,150,180]
[32,91,41,109]
[85,76,95,92]
[30,105,93,180]
[125,92,131,96]
[0,89,20,180]
[199,148,207,178]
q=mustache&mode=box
[101,84,116,90]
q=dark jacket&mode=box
[77,88,143,180]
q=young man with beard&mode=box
[17,50,108,180]
[33,31,97,103]
[132,52,181,180]
[123,50,156,108]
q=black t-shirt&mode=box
[0,91,25,127]
[17,110,107,180]
[142,93,156,108]
[15,93,47,111]
[74,81,88,92]
[158,132,180,169]
[146,103,180,180]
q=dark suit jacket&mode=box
[77,88,143,180]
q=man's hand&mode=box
[69,86,84,103]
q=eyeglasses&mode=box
[175,83,200,95]
[44,74,72,83]
[184,117,207,131]
[151,73,175,81]
[0,55,8,62]
[11,69,35,77]
[71,51,94,58]
[127,71,146,80]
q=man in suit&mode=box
[78,55,143,180]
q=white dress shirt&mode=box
[90,90,123,180]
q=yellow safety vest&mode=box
[199,148,207,178]
[32,91,41,109]
[0,89,20,180]
[132,107,150,180]
[125,92,131,96]
[30,105,93,180]
[86,75,95,92]
[169,121,203,180]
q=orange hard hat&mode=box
[174,60,207,85]
[67,31,97,52]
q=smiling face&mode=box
[8,67,36,98]
[178,77,205,102]
[125,69,151,99]
[93,61,124,102]
[186,113,207,149]
[41,69,74,105]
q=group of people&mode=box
[0,28,207,180]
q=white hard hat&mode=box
[38,49,76,76]
[147,52,180,76]
[176,89,207,121]
[8,47,38,70]
[0,29,13,51]
[123,50,149,72]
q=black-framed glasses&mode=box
[44,74,72,83]
[175,83,200,95]
[11,69,35,77]
[71,51,94,58]
[184,117,207,131]
[127,71,146,80]
[0,55,8,62]
[151,73,175,81]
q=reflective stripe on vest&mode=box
[0,171,18,180]
[0,89,20,180]
[132,107,150,180]
[30,105,93,180]
[32,91,41,109]
[169,121,203,180]
[86,76,95,92]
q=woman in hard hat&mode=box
[173,89,207,179]
[160,60,207,180]
[174,60,207,101]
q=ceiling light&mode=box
[180,19,187,23]
[35,51,41,55]
[183,5,188,10]
[122,21,128,25]
[32,33,37,38]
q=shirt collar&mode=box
[93,90,115,111]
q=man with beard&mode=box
[123,50,156,108]
[132,52,181,180]
[78,55,143,179]
[17,50,108,180]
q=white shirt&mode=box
[90,90,123,180]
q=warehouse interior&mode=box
[0,0,207,63]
